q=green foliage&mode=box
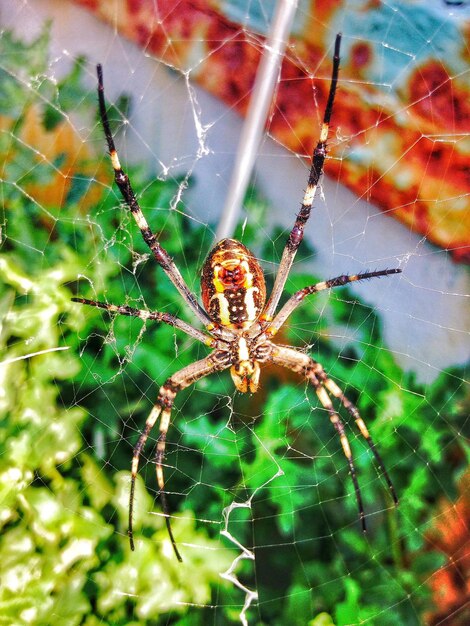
[0,28,52,118]
[0,31,229,626]
[1,26,468,626]
[0,212,231,625]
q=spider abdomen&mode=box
[201,238,266,329]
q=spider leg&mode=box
[319,373,398,505]
[314,377,366,531]
[262,269,401,339]
[261,34,342,322]
[96,65,216,332]
[71,297,216,346]
[129,352,231,561]
[269,344,397,529]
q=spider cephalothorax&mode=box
[73,34,401,562]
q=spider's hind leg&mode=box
[269,344,367,530]
[310,371,367,531]
[320,374,399,506]
[153,388,183,562]
[129,353,231,562]
[269,344,398,530]
[127,389,183,562]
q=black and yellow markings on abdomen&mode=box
[201,238,266,329]
[210,281,250,327]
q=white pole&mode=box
[215,0,298,241]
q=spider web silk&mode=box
[1,1,469,626]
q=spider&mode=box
[73,34,400,562]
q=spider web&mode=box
[1,1,469,625]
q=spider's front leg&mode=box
[268,344,397,530]
[261,34,342,322]
[96,65,223,335]
[129,350,232,561]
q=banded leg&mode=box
[96,65,217,333]
[129,352,230,561]
[317,370,398,505]
[261,34,342,322]
[314,377,365,531]
[71,297,215,346]
[269,344,397,529]
[262,268,401,339]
